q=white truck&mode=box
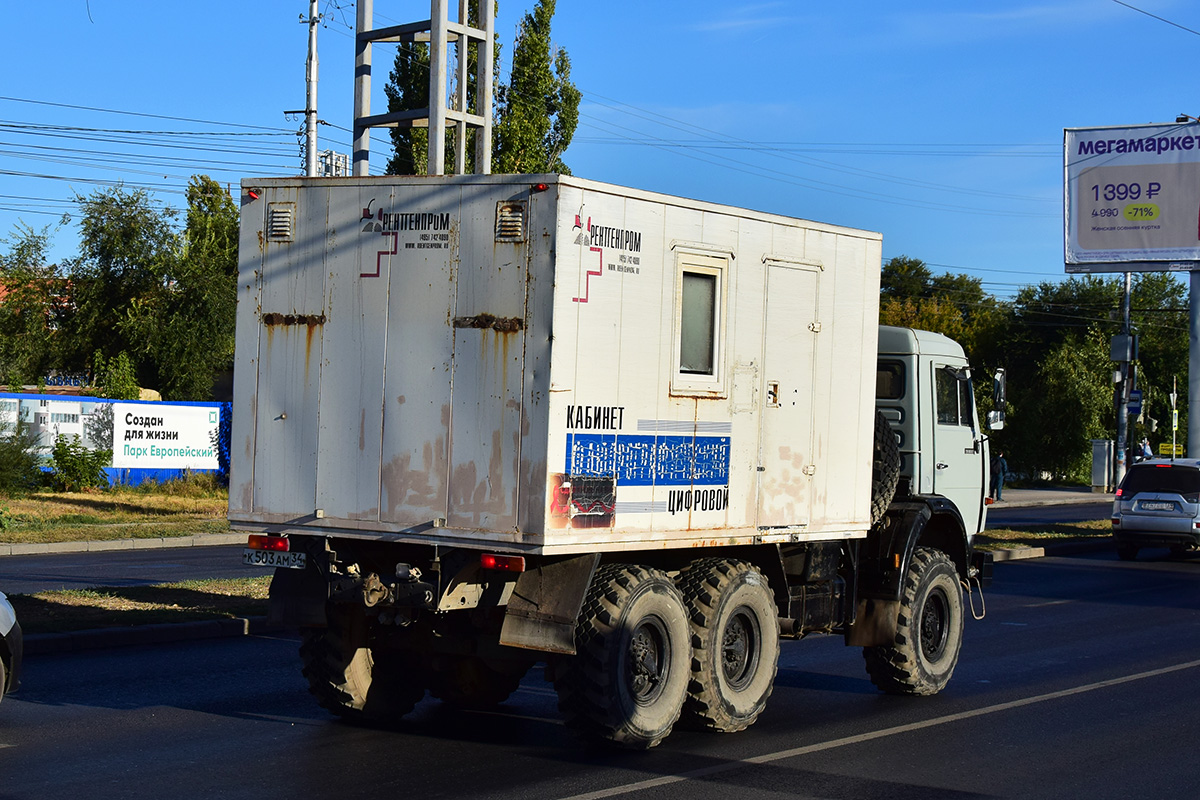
[231,174,1000,748]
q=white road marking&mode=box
[557,658,1200,800]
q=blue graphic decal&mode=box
[565,434,730,486]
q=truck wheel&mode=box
[863,547,963,696]
[871,411,901,526]
[299,604,426,721]
[430,655,529,709]
[555,563,691,749]
[677,559,779,732]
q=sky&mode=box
[1,0,1197,299]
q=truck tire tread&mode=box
[862,547,963,696]
[676,559,779,732]
[554,563,690,749]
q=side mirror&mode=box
[988,368,1007,431]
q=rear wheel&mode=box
[863,547,963,696]
[0,656,6,703]
[430,655,529,709]
[299,604,426,721]
[1117,545,1139,561]
[555,564,691,749]
[677,559,779,732]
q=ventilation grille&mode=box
[267,203,295,241]
[495,201,526,242]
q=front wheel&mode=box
[555,564,691,749]
[863,547,963,696]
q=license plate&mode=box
[1140,501,1175,511]
[242,548,306,570]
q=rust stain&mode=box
[380,403,451,519]
[452,313,523,332]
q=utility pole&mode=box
[304,0,320,177]
[1113,272,1132,488]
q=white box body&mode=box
[229,175,882,554]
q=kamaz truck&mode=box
[231,174,1000,748]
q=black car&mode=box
[1112,459,1200,561]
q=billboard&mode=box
[112,402,220,470]
[1065,122,1200,272]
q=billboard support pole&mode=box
[1190,269,1200,458]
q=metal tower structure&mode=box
[352,0,494,176]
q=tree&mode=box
[124,175,239,400]
[383,40,431,175]
[880,255,933,301]
[60,185,178,385]
[384,0,581,175]
[0,222,67,386]
[493,0,580,174]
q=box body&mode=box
[229,175,882,554]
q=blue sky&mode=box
[1,0,1196,298]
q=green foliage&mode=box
[49,434,111,493]
[493,0,580,174]
[384,41,432,175]
[0,221,66,385]
[386,0,580,176]
[0,411,43,495]
[123,175,239,400]
[60,185,179,385]
[91,350,141,401]
[1009,329,1112,483]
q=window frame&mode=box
[670,252,729,398]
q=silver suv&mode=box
[1112,459,1200,561]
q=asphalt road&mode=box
[3,550,1199,799]
[0,545,252,595]
[0,500,1113,596]
[987,501,1111,528]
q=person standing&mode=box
[990,451,1008,501]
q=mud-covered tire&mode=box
[1117,545,1139,561]
[430,655,528,709]
[299,604,426,721]
[863,547,963,696]
[677,559,779,732]
[555,563,691,749]
[872,411,901,525]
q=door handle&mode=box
[936,462,949,470]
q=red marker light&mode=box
[531,182,549,193]
[247,189,259,200]
[247,534,289,552]
[481,553,526,572]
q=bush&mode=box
[49,434,111,492]
[0,414,42,494]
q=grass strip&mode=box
[975,519,1111,551]
[9,576,270,635]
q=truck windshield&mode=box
[1120,465,1200,501]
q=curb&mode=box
[23,615,284,656]
[987,537,1112,562]
[0,532,246,557]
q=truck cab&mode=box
[877,325,991,540]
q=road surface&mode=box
[3,551,1199,799]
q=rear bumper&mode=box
[1113,529,1200,549]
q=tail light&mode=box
[481,553,526,572]
[247,534,290,552]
